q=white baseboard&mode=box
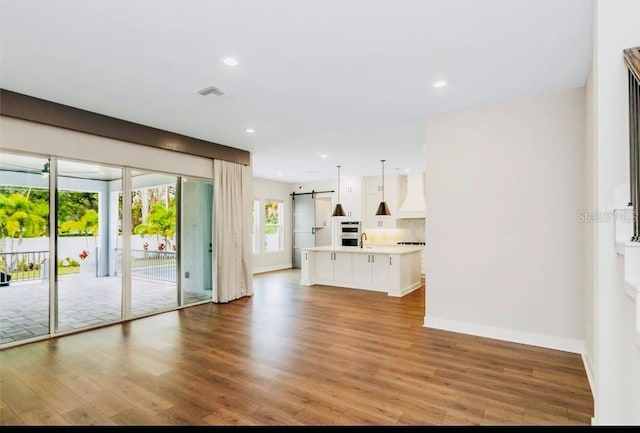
[253,264,292,274]
[423,315,585,354]
[388,282,422,297]
[581,352,596,402]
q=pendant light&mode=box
[332,165,347,217]
[375,159,391,216]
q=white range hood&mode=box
[396,172,426,219]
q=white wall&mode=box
[252,177,294,273]
[424,87,586,353]
[583,60,597,396]
[591,0,640,425]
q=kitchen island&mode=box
[300,245,422,297]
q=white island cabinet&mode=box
[352,252,390,292]
[300,245,422,297]
[315,251,352,285]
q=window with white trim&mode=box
[264,199,283,253]
[252,199,260,254]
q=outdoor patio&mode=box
[0,273,211,345]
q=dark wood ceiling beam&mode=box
[0,89,250,166]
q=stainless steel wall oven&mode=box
[340,221,361,247]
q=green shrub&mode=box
[58,257,80,267]
[16,260,40,272]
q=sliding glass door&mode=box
[1,154,215,348]
[55,159,123,332]
[180,177,213,305]
[130,170,179,316]
[0,152,50,344]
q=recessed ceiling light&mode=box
[319,152,328,159]
[404,168,410,173]
[433,80,447,88]
[276,171,283,176]
[245,128,255,134]
[221,56,239,67]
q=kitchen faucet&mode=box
[360,232,367,248]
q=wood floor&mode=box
[0,269,593,426]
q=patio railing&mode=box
[0,250,49,282]
[115,248,176,282]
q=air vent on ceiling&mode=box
[198,85,231,97]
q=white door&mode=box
[313,197,332,246]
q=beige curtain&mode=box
[213,159,253,302]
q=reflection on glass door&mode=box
[181,177,213,305]
[56,160,123,332]
[131,170,178,316]
[0,152,50,344]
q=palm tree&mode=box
[133,202,176,251]
[59,209,99,261]
[0,191,48,270]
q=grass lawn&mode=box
[8,266,79,280]
[58,266,80,275]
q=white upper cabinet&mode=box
[340,193,362,220]
[338,176,362,220]
[363,174,398,195]
[362,174,399,229]
[332,174,402,226]
[341,176,362,195]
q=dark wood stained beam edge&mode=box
[0,88,250,166]
[624,47,640,83]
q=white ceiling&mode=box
[0,0,593,184]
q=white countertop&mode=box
[301,245,423,255]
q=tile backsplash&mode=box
[363,218,425,245]
[397,218,425,242]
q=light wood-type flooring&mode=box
[0,269,593,426]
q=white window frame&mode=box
[252,198,260,254]
[264,199,284,253]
